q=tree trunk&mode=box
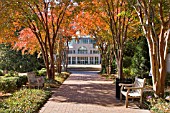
[132,0,169,97]
[115,48,124,79]
[49,50,55,79]
[117,57,123,79]
[147,31,167,97]
[150,57,166,97]
[99,45,107,74]
[65,41,69,72]
[41,49,55,80]
[57,56,62,73]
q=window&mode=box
[72,57,76,64]
[89,39,96,44]
[82,39,88,44]
[69,50,72,54]
[90,50,92,54]
[69,50,75,54]
[77,38,88,44]
[93,50,99,54]
[95,57,99,64]
[85,57,88,64]
[78,46,88,54]
[90,57,93,64]
[73,50,75,54]
[77,57,88,64]
[68,57,71,64]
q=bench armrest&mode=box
[119,83,134,86]
[124,86,143,90]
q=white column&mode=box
[71,56,72,64]
[88,57,90,64]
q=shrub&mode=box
[0,77,18,93]
[0,89,51,113]
[123,37,150,79]
[0,44,45,73]
[4,71,18,77]
[16,76,28,88]
[0,76,27,93]
[35,68,46,76]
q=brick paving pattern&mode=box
[39,71,150,113]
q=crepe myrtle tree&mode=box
[129,0,170,97]
[0,0,76,80]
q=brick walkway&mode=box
[39,71,150,113]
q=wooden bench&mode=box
[119,77,146,108]
[27,72,44,89]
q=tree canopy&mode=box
[0,0,169,97]
[0,0,77,79]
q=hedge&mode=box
[0,76,27,93]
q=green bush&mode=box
[16,76,28,88]
[0,44,45,73]
[0,77,18,93]
[0,76,27,93]
[35,68,47,76]
[4,71,18,77]
[123,37,150,78]
[0,89,51,113]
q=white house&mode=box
[68,36,101,65]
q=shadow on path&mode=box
[40,71,150,113]
[50,71,126,107]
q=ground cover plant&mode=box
[143,91,170,113]
[44,72,70,88]
[0,89,51,113]
[0,69,70,112]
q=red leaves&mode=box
[14,28,39,54]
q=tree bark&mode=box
[133,0,170,97]
[116,52,123,79]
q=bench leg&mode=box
[120,93,122,102]
[140,97,142,107]
[125,97,128,108]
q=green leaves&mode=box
[0,44,44,73]
[0,89,51,113]
[117,11,131,17]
